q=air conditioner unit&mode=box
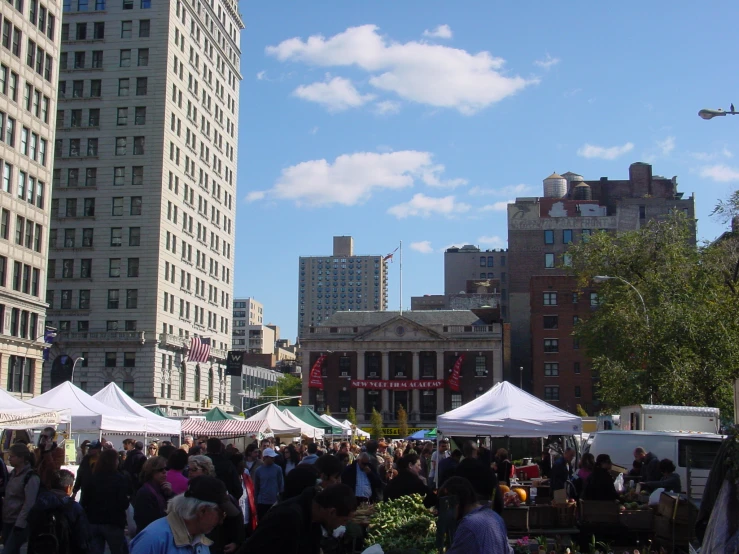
[340,407,348,413]
[368,372,378,378]
[396,372,405,377]
[340,371,349,377]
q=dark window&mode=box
[487,256,494,267]
[126,288,137,308]
[479,256,486,267]
[544,362,558,376]
[563,229,573,244]
[639,205,646,219]
[543,292,557,306]
[590,292,599,306]
[544,339,559,353]
[543,315,558,329]
[107,289,119,309]
[105,352,116,367]
[574,386,581,398]
[129,227,140,246]
[123,352,135,367]
[677,439,721,470]
[544,386,559,401]
[338,356,351,376]
[574,362,581,374]
[572,292,579,304]
[544,230,554,244]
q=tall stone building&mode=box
[298,236,388,339]
[0,0,62,396]
[44,0,244,412]
[508,162,695,412]
[443,245,509,318]
[232,297,263,349]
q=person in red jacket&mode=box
[34,427,64,490]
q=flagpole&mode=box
[399,240,403,315]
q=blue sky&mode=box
[234,2,739,341]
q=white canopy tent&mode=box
[243,404,301,437]
[282,409,325,439]
[436,381,583,438]
[0,388,62,429]
[93,383,181,436]
[27,381,147,434]
[342,419,370,439]
[319,414,351,438]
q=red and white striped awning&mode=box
[181,418,268,438]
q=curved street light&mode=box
[592,275,649,328]
[70,356,85,386]
[698,108,738,120]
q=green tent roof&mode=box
[148,407,166,417]
[204,407,235,421]
[282,406,340,434]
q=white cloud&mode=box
[577,142,634,160]
[699,164,739,182]
[375,100,401,115]
[293,75,375,112]
[656,136,675,156]
[410,240,434,254]
[477,235,505,247]
[266,24,536,114]
[422,24,453,39]
[245,191,266,202]
[252,151,464,207]
[534,53,560,69]
[256,71,267,80]
[469,184,531,196]
[690,148,733,161]
[387,193,470,219]
[480,201,513,211]
[310,126,319,135]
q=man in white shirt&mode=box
[430,438,451,485]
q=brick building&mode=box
[299,310,505,428]
[508,162,695,412]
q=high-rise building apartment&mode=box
[444,245,509,319]
[44,0,244,412]
[232,297,262,348]
[508,163,694,412]
[0,0,61,396]
[298,236,388,338]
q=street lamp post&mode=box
[698,108,738,120]
[519,366,523,389]
[70,357,85,386]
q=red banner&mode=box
[308,355,327,389]
[350,380,445,390]
[447,354,465,392]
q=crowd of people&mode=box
[0,429,523,553]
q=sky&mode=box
[234,2,739,341]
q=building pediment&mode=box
[353,315,445,342]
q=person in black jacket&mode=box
[455,440,503,514]
[28,469,92,554]
[582,454,618,502]
[120,440,147,489]
[207,438,243,500]
[494,448,513,487]
[634,447,661,482]
[341,452,383,503]
[132,456,173,535]
[237,484,356,554]
[80,448,132,554]
[384,453,436,508]
[73,440,102,503]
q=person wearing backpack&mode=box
[28,469,92,554]
[1,443,41,554]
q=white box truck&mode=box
[619,405,720,433]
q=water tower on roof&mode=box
[543,172,567,198]
[561,171,584,192]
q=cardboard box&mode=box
[502,507,529,532]
[580,500,621,525]
[657,492,698,525]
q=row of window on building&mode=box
[479,255,506,267]
[542,291,598,306]
[61,19,150,41]
[1,10,56,82]
[59,77,147,99]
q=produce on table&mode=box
[499,484,511,494]
[504,491,522,507]
[512,487,528,503]
[364,494,436,554]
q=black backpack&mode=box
[27,492,74,554]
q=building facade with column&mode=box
[299,310,505,429]
[43,0,244,413]
[0,0,62,397]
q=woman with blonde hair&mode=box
[132,456,172,535]
[146,442,158,458]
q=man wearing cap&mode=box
[73,440,102,502]
[121,440,147,489]
[130,476,240,554]
[429,438,450,485]
[253,448,283,520]
[582,454,618,502]
[237,483,357,554]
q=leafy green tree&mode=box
[370,408,384,439]
[568,213,739,418]
[576,404,589,417]
[397,404,408,438]
[347,406,357,425]
[324,405,331,416]
[259,374,303,407]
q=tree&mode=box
[258,374,303,407]
[397,404,408,438]
[576,404,589,418]
[324,405,331,416]
[568,213,739,418]
[347,406,357,425]
[370,408,383,439]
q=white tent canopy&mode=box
[282,409,324,439]
[436,381,583,438]
[93,383,181,436]
[320,414,351,437]
[27,381,147,434]
[342,420,370,438]
[0,388,62,429]
[244,404,301,437]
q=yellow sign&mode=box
[359,427,429,437]
[63,440,77,465]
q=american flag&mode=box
[187,336,211,363]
